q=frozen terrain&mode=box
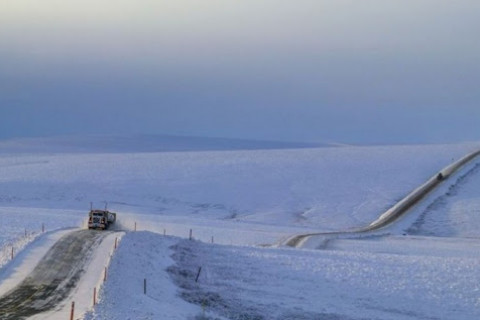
[0,135,479,319]
[406,162,480,238]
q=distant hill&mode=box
[0,135,331,153]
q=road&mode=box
[284,149,480,247]
[0,230,108,320]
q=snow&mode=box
[406,162,480,237]
[0,227,123,320]
[88,232,480,320]
[0,135,479,319]
[47,231,123,320]
[0,229,73,295]
[0,142,477,232]
[0,134,324,154]
[84,232,200,320]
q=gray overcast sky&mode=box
[1,0,479,144]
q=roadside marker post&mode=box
[144,278,147,295]
[189,229,193,240]
[70,301,75,320]
[11,247,13,260]
[195,267,202,282]
[93,287,97,306]
[104,267,107,282]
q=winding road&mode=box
[284,149,480,247]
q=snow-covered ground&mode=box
[0,136,479,319]
[81,231,480,320]
[406,162,480,238]
[0,138,476,230]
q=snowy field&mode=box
[0,136,479,319]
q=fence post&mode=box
[134,222,137,231]
[114,237,118,250]
[42,223,45,233]
[93,287,97,306]
[189,229,193,240]
[104,267,107,282]
[70,301,75,320]
[144,278,147,295]
[195,267,202,282]
[11,247,13,260]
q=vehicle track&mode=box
[0,229,108,320]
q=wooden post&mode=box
[189,229,193,240]
[211,236,214,244]
[144,278,147,295]
[42,223,45,233]
[134,222,137,231]
[104,267,107,282]
[93,287,97,306]
[11,247,13,260]
[163,229,166,236]
[70,301,75,320]
[25,228,27,237]
[195,267,202,282]
[114,237,118,250]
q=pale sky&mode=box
[1,0,479,144]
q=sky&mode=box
[1,0,479,145]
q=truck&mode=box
[88,209,117,230]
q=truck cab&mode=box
[88,209,116,230]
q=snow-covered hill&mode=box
[0,134,325,154]
[0,137,476,230]
[0,136,479,319]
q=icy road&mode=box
[0,230,108,320]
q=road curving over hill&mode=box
[0,229,109,320]
[284,149,480,248]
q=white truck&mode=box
[88,209,117,230]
